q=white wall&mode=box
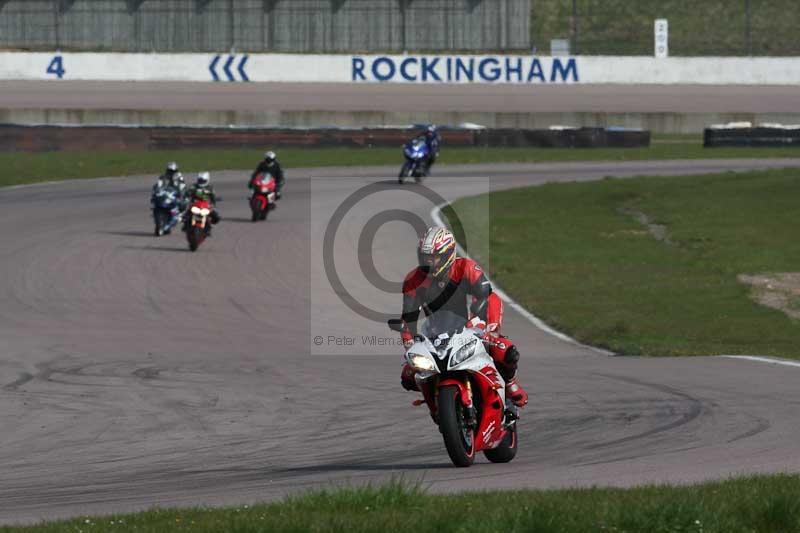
[2,52,799,84]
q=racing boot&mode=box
[400,363,419,392]
[506,377,528,407]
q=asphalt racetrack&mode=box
[1,81,800,112]
[3,159,800,524]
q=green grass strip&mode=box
[446,168,800,357]
[3,143,800,188]
[4,475,800,532]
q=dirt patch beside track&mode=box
[739,273,800,319]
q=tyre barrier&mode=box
[1,124,650,153]
[704,125,800,147]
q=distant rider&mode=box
[250,151,285,199]
[397,226,528,407]
[150,161,181,208]
[422,125,441,174]
[185,171,221,235]
[172,171,188,211]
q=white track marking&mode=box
[431,201,615,356]
[721,355,800,368]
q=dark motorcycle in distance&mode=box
[398,137,430,184]
[152,187,181,237]
[250,172,277,222]
[186,198,212,252]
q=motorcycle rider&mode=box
[172,171,189,211]
[398,226,528,407]
[250,151,284,199]
[422,125,441,174]
[184,171,221,235]
[150,161,181,208]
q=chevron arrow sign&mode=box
[209,54,250,82]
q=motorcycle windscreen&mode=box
[421,309,467,339]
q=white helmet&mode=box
[197,171,210,186]
[418,226,456,279]
[264,151,276,161]
[166,161,179,172]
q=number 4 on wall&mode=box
[46,55,66,79]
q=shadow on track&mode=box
[103,230,155,237]
[276,462,452,474]
[118,245,191,253]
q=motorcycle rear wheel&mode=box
[483,424,517,463]
[438,385,475,467]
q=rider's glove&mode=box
[401,329,414,349]
[467,316,486,330]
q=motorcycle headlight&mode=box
[191,207,210,216]
[407,353,436,371]
[450,339,478,366]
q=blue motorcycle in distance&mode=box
[398,137,430,184]
[152,187,181,237]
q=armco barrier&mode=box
[704,127,800,147]
[0,125,650,153]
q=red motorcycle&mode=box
[186,198,212,251]
[250,172,277,222]
[388,311,520,467]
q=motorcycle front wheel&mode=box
[154,211,165,237]
[438,385,475,467]
[398,162,410,183]
[187,226,202,251]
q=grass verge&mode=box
[4,475,800,532]
[445,167,800,357]
[3,143,800,188]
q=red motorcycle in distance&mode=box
[388,311,520,467]
[250,172,277,222]
[186,198,212,251]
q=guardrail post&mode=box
[744,0,752,55]
[264,0,277,51]
[228,0,235,51]
[399,0,408,52]
[571,0,579,55]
